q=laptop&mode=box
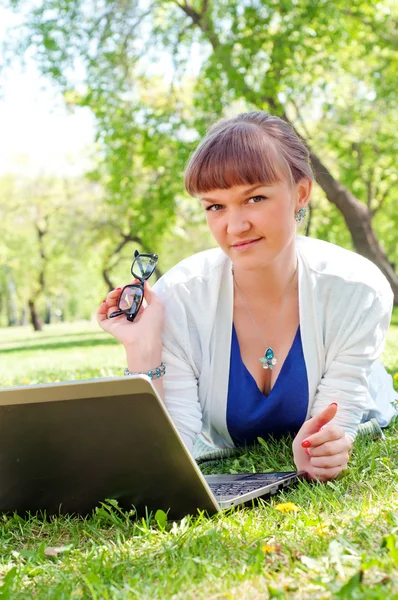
[0,377,301,520]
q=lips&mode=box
[231,238,262,248]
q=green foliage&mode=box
[4,0,397,262]
[1,0,397,319]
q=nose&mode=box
[227,211,251,236]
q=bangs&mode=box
[184,122,289,196]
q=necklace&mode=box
[233,262,298,371]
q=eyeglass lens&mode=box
[132,254,157,280]
[119,287,144,313]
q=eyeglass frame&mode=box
[109,249,158,322]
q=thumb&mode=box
[302,403,338,435]
[143,281,159,305]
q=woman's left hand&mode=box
[292,403,353,481]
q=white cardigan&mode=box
[153,236,394,453]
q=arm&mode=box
[161,345,203,451]
[311,289,393,439]
[156,287,203,452]
[98,280,202,452]
[98,282,165,400]
[294,287,393,480]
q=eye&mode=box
[205,204,223,212]
[247,195,267,204]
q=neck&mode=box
[232,242,297,303]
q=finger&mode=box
[136,303,146,316]
[300,403,338,436]
[304,425,345,450]
[309,452,349,469]
[97,301,117,331]
[97,300,108,322]
[97,304,121,327]
[142,281,160,305]
[135,282,162,317]
[136,282,146,314]
[106,287,123,303]
[308,465,346,482]
[308,437,348,457]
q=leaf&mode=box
[257,437,268,449]
[155,509,168,530]
[268,584,285,598]
[381,532,398,563]
[0,567,18,599]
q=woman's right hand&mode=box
[96,281,164,352]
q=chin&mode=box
[231,254,268,269]
[233,249,281,269]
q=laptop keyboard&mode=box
[208,478,281,497]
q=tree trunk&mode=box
[102,268,114,293]
[44,298,52,324]
[7,277,18,326]
[28,299,43,331]
[310,152,398,304]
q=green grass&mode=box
[0,314,397,599]
[0,321,125,386]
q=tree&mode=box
[0,173,105,329]
[4,0,398,301]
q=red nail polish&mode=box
[102,300,106,303]
[301,440,311,448]
[305,448,310,456]
[116,287,122,291]
[330,402,338,407]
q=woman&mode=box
[97,111,397,481]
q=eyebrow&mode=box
[200,184,267,203]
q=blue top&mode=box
[227,325,309,446]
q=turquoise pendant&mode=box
[259,347,278,370]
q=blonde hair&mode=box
[184,111,313,196]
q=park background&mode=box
[0,0,397,333]
[0,1,398,599]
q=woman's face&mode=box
[199,178,311,270]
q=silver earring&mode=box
[295,207,306,223]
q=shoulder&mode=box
[153,247,228,299]
[297,236,392,301]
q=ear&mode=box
[295,178,312,210]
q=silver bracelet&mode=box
[124,361,166,380]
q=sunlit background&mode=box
[1,1,397,330]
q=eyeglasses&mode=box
[109,250,158,322]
